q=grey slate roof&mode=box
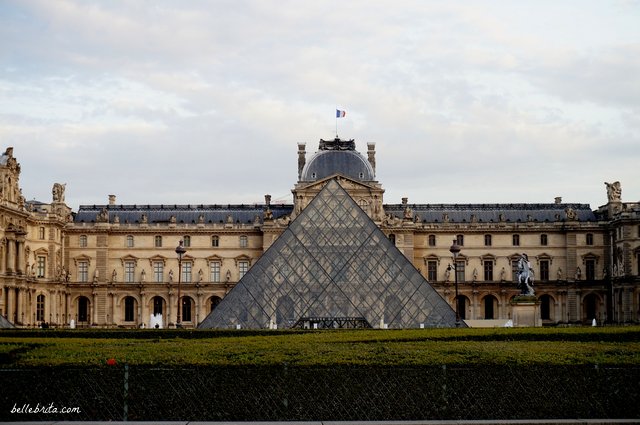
[75,202,597,224]
[384,203,598,223]
[74,204,293,224]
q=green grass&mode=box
[1,326,639,367]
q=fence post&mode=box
[441,364,448,414]
[123,363,129,421]
[282,362,289,411]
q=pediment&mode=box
[296,174,379,193]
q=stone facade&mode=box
[1,142,639,328]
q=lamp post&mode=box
[175,240,186,328]
[448,239,462,327]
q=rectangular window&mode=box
[38,227,45,240]
[153,262,164,283]
[427,260,437,281]
[182,262,192,283]
[79,235,87,248]
[455,260,465,282]
[124,261,135,283]
[210,261,221,282]
[540,260,550,281]
[78,261,89,282]
[37,256,46,278]
[239,261,249,278]
[183,236,191,247]
[586,259,596,281]
[212,236,219,247]
[484,235,492,246]
[126,235,134,248]
[586,233,594,246]
[540,234,548,246]
[240,235,248,248]
[154,236,162,247]
[512,234,520,246]
[483,261,493,281]
[511,260,519,282]
[456,234,464,246]
[428,235,436,247]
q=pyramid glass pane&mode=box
[199,178,462,329]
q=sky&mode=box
[1,1,639,211]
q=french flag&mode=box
[336,109,346,118]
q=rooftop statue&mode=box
[605,181,621,202]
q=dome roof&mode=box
[301,149,375,182]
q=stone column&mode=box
[140,292,147,327]
[6,238,15,274]
[16,287,24,324]
[92,291,98,325]
[16,238,26,275]
[0,239,6,275]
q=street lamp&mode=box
[448,239,462,327]
[175,240,187,328]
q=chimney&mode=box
[367,143,376,176]
[297,143,306,180]
[109,195,116,205]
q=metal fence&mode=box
[2,364,639,421]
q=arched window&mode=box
[428,234,436,247]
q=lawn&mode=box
[1,326,639,367]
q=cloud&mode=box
[1,0,638,210]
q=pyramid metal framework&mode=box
[199,179,461,329]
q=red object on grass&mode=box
[106,358,117,366]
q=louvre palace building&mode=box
[1,140,639,329]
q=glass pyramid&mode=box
[199,179,461,329]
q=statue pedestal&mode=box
[511,296,541,327]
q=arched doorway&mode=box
[77,296,90,324]
[182,296,194,322]
[123,296,137,323]
[152,296,164,316]
[276,295,295,327]
[209,296,222,312]
[583,293,600,323]
[455,295,470,321]
[539,294,555,322]
[482,295,498,320]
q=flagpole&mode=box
[335,108,338,138]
